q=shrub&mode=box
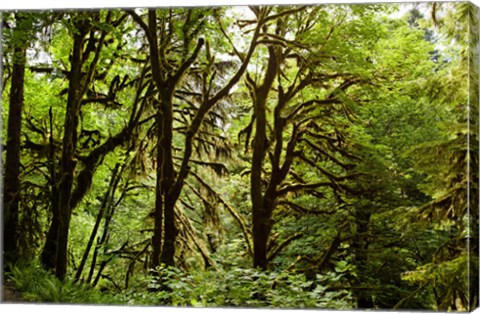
[6,261,118,304]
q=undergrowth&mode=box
[4,261,353,308]
[5,261,119,304]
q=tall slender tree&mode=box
[3,12,30,266]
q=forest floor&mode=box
[2,281,23,303]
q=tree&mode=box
[39,11,147,279]
[242,4,387,271]
[399,3,478,309]
[3,12,30,266]
[127,7,262,268]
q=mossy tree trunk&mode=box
[3,13,27,267]
[55,22,89,280]
[41,13,108,279]
[250,45,278,270]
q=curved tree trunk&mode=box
[128,7,258,270]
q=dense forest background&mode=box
[1,2,479,310]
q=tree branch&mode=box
[278,200,336,215]
[267,232,303,262]
[125,10,155,48]
[276,181,334,197]
[171,37,205,85]
[189,171,253,257]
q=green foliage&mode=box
[6,261,119,304]
[141,265,353,308]
[401,254,474,311]
[1,3,476,310]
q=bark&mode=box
[70,116,139,210]
[143,9,204,268]
[39,14,110,278]
[129,8,260,268]
[249,15,311,269]
[158,32,204,269]
[55,28,86,280]
[352,208,373,308]
[139,9,176,268]
[40,108,60,269]
[3,16,27,265]
[158,93,176,267]
[160,29,260,266]
[74,165,120,282]
[87,172,122,284]
[151,107,164,268]
[41,62,136,272]
[251,46,278,270]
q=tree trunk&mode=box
[129,7,255,269]
[87,180,118,284]
[74,165,120,282]
[252,210,271,270]
[42,92,139,271]
[151,107,164,268]
[54,29,85,280]
[159,94,176,267]
[250,46,277,270]
[41,14,107,278]
[40,108,60,270]
[3,17,27,265]
[251,91,268,269]
[352,208,373,308]
[160,200,176,266]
